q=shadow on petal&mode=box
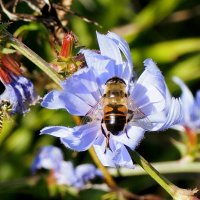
[60,123,100,151]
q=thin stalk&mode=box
[88,147,117,189]
[128,149,198,200]
[108,161,200,176]
[5,31,62,88]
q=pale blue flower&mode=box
[31,146,64,173]
[32,146,102,189]
[54,161,102,188]
[173,77,200,132]
[41,32,182,168]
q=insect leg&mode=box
[101,120,107,138]
[101,121,112,153]
[125,127,130,139]
[104,133,111,154]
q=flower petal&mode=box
[41,89,91,115]
[75,164,102,183]
[131,58,166,116]
[0,75,39,114]
[96,32,123,65]
[54,161,78,186]
[82,50,130,87]
[173,76,194,125]
[173,76,194,107]
[0,84,22,113]
[93,135,116,167]
[62,67,101,104]
[113,126,145,150]
[42,67,101,115]
[152,97,183,131]
[195,91,200,107]
[11,75,39,105]
[107,32,134,79]
[191,91,200,129]
[61,123,100,151]
[112,142,134,168]
[93,135,134,168]
[31,146,64,173]
[41,123,100,151]
[40,126,73,137]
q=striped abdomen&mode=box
[103,104,127,135]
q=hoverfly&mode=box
[0,100,12,133]
[82,76,152,152]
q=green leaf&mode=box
[114,0,182,42]
[132,38,200,64]
[4,128,33,154]
[166,54,200,92]
[14,22,48,38]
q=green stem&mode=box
[88,147,117,189]
[6,31,62,88]
[108,161,200,176]
[128,149,198,200]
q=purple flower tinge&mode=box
[173,77,200,132]
[32,146,102,189]
[31,145,64,173]
[41,32,182,168]
[0,55,39,114]
[54,161,103,188]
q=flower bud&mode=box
[59,32,74,58]
[1,55,21,76]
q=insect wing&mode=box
[81,98,103,125]
[127,97,153,130]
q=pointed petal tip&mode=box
[143,58,162,75]
[172,76,182,84]
[39,126,73,137]
[143,58,154,65]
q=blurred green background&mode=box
[0,0,200,199]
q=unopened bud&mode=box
[0,67,11,84]
[59,32,74,58]
[1,55,21,76]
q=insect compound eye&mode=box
[0,81,6,95]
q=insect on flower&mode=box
[41,32,183,168]
[83,76,152,152]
